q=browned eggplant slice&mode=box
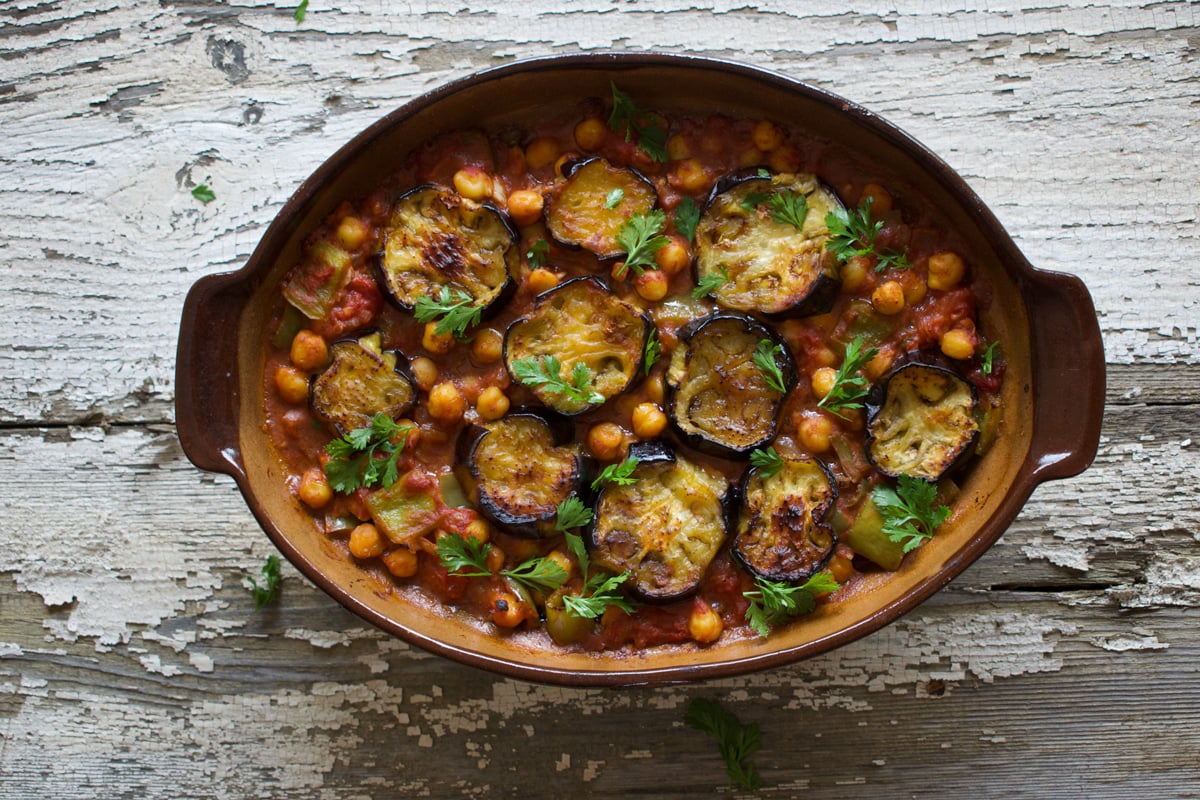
[504,276,651,415]
[544,158,658,258]
[694,170,844,317]
[734,456,838,583]
[454,412,585,538]
[866,358,980,481]
[665,312,796,457]
[310,332,416,434]
[377,184,518,319]
[588,443,729,602]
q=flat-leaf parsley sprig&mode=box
[743,571,840,637]
[323,413,414,494]
[413,285,484,339]
[436,534,569,595]
[816,335,878,419]
[748,446,784,479]
[615,209,670,277]
[752,339,789,394]
[674,196,701,243]
[824,196,911,271]
[872,475,951,553]
[768,189,809,230]
[248,554,282,609]
[591,455,640,490]
[510,355,605,407]
[608,83,669,163]
[684,698,764,791]
[554,500,639,620]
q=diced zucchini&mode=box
[365,476,440,544]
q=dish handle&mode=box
[1023,269,1106,483]
[175,272,250,480]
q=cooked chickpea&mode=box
[841,255,872,293]
[289,330,329,371]
[274,365,309,404]
[634,269,669,302]
[871,280,906,315]
[644,372,665,404]
[348,523,386,560]
[527,268,561,295]
[667,133,691,161]
[475,386,510,421]
[422,321,455,355]
[610,261,629,283]
[409,356,438,392]
[927,251,966,291]
[768,144,801,173]
[810,366,838,399]
[545,550,574,580]
[826,553,855,585]
[799,415,834,454]
[737,147,764,167]
[470,328,504,364]
[688,598,724,644]
[525,136,560,170]
[810,346,839,369]
[863,348,896,381]
[900,271,928,305]
[940,328,977,360]
[631,402,668,439]
[654,237,691,275]
[506,189,544,227]
[298,467,332,510]
[335,215,369,250]
[427,381,466,424]
[464,518,492,545]
[670,158,709,193]
[587,422,627,461]
[574,117,607,150]
[452,167,494,201]
[752,120,784,152]
[491,590,526,628]
[381,547,419,578]
[860,183,893,215]
[484,544,506,573]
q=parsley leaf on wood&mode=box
[323,413,413,494]
[752,339,789,394]
[294,0,308,22]
[684,698,764,791]
[743,571,840,638]
[824,197,911,271]
[191,184,216,204]
[674,196,701,243]
[248,554,282,609]
[748,446,784,479]
[692,266,729,299]
[871,475,951,553]
[510,355,605,406]
[412,285,483,339]
[608,83,669,163]
[816,335,878,419]
[615,209,669,277]
[436,535,569,594]
[591,456,640,490]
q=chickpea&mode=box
[452,167,493,201]
[545,550,574,580]
[525,136,560,170]
[871,280,906,315]
[476,386,510,421]
[688,598,724,645]
[574,117,607,150]
[799,415,834,454]
[810,366,838,400]
[940,328,977,360]
[427,381,466,424]
[610,261,629,283]
[860,183,893,215]
[348,523,386,560]
[840,255,872,293]
[335,215,369,250]
[768,144,801,173]
[289,330,329,371]
[826,553,855,585]
[422,321,455,355]
[634,269,669,302]
[464,518,492,545]
[506,189,544,227]
[670,158,709,193]
[810,346,839,369]
[409,356,438,392]
[274,365,309,404]
[631,402,668,439]
[527,268,561,295]
[899,271,928,305]
[298,467,332,510]
[654,237,691,275]
[490,590,526,628]
[587,422,627,461]
[381,547,419,578]
[484,544,506,573]
[737,147,765,168]
[752,120,784,152]
[644,372,665,404]
[470,328,504,364]
[667,133,691,161]
[863,348,896,381]
[927,251,966,291]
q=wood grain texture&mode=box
[1,1,1198,797]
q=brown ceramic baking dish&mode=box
[176,53,1104,686]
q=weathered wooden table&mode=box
[3,2,1198,797]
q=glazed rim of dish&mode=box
[176,52,1104,686]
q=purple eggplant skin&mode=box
[375,183,519,319]
[309,330,417,436]
[664,311,797,459]
[865,352,981,482]
[453,411,587,539]
[543,157,659,260]
[732,455,839,584]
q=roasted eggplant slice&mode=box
[665,312,796,457]
[733,456,838,583]
[866,358,980,481]
[544,158,658,259]
[588,444,729,602]
[454,412,586,538]
[377,184,518,317]
[694,170,844,317]
[504,277,651,415]
[310,332,416,434]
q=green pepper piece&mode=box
[364,475,439,544]
[843,498,905,571]
[282,239,353,320]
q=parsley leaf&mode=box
[511,355,605,407]
[563,572,637,619]
[872,475,951,553]
[436,535,569,595]
[527,239,550,269]
[643,328,660,375]
[591,456,640,490]
[605,188,624,209]
[981,340,1000,375]
[692,266,729,299]
[294,0,308,22]
[743,571,840,638]
[615,209,669,277]
[684,698,763,791]
[323,414,413,494]
[191,184,216,204]
[674,196,700,243]
[554,497,593,532]
[752,339,789,394]
[824,197,911,271]
[248,554,282,609]
[740,190,772,214]
[816,335,878,419]
[769,189,808,230]
[412,285,483,339]
[748,446,784,479]
[608,83,669,163]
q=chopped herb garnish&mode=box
[684,698,764,791]
[748,446,784,479]
[436,534,569,595]
[740,190,771,214]
[412,285,483,339]
[825,197,911,271]
[605,188,625,209]
[323,413,413,494]
[608,83,669,163]
[981,340,1000,375]
[554,497,593,532]
[674,196,701,243]
[752,338,789,394]
[872,475,951,553]
[563,571,637,619]
[816,335,878,419]
[591,456,640,490]
[643,328,660,375]
[692,266,729,299]
[248,554,282,609]
[293,0,308,22]
[527,239,550,268]
[743,571,840,637]
[615,209,669,277]
[191,184,216,204]
[510,355,605,407]
[769,189,808,230]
